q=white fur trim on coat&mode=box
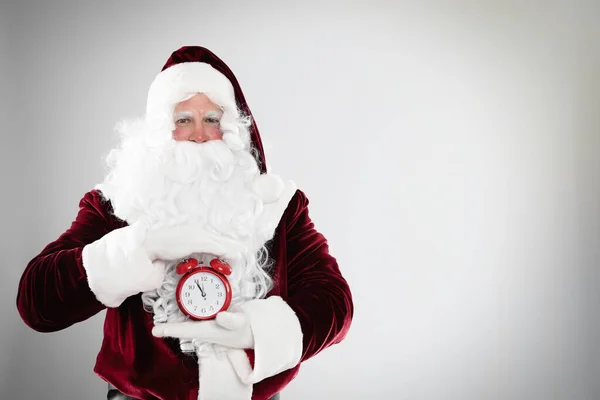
[145,62,237,129]
[198,353,252,400]
[228,296,303,384]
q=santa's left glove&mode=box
[81,221,166,308]
[153,296,304,384]
[151,306,254,349]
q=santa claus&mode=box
[16,46,354,400]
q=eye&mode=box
[204,117,220,125]
[175,117,192,125]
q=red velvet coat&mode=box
[16,187,353,400]
[17,45,353,400]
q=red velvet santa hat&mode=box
[145,46,267,172]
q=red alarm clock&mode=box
[175,257,233,320]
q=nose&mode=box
[188,123,208,143]
[188,122,221,143]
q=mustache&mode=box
[161,140,238,184]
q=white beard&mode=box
[96,117,273,355]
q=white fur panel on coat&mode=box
[197,296,303,400]
[198,353,253,400]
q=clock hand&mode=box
[195,281,206,297]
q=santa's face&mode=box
[172,93,224,143]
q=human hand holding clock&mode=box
[152,258,255,349]
[152,308,255,350]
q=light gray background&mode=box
[2,1,599,399]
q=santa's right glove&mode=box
[82,221,248,308]
[82,221,166,308]
[142,223,247,263]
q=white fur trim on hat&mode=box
[145,62,237,128]
[251,174,284,204]
[249,175,297,252]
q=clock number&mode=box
[188,284,195,290]
[210,306,214,311]
[217,292,223,298]
[215,284,220,289]
[201,308,206,313]
[194,306,198,311]
[184,292,190,298]
[187,300,193,305]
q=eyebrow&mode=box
[204,110,223,119]
[173,110,223,119]
[174,111,193,119]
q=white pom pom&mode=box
[251,174,284,203]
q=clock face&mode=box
[177,269,230,319]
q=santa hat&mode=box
[145,46,267,172]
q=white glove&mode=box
[151,307,254,349]
[82,221,166,308]
[142,223,248,262]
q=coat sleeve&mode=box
[16,190,114,332]
[283,190,354,361]
[236,190,354,399]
